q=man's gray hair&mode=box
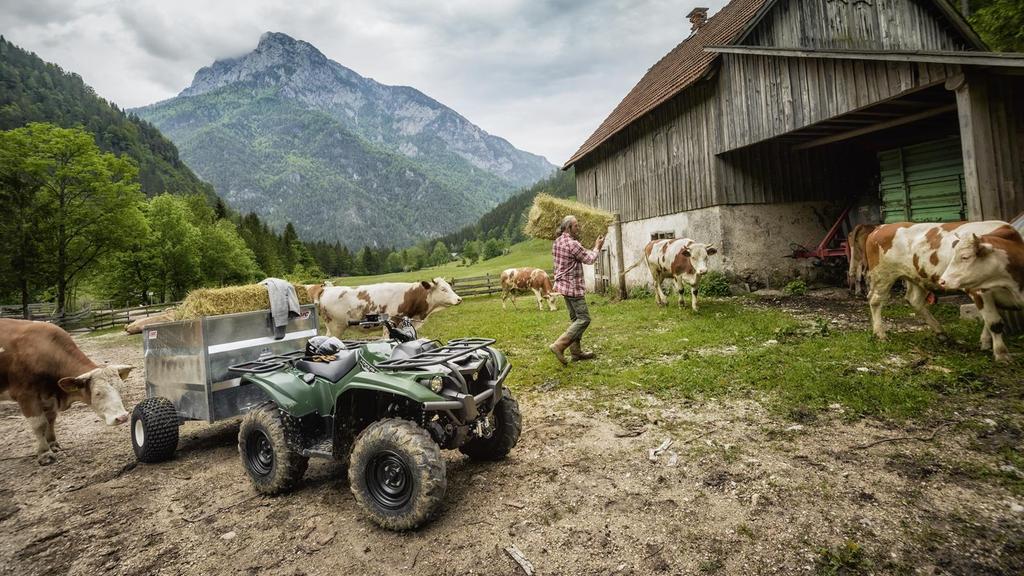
[557,215,577,236]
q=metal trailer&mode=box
[130,305,319,462]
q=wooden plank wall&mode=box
[575,81,719,222]
[957,74,1024,220]
[742,0,970,51]
[717,55,962,152]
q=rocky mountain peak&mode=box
[181,31,333,98]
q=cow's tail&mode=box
[847,224,876,296]
[621,257,646,276]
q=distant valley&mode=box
[135,32,555,247]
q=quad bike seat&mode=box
[389,338,439,361]
[295,351,358,383]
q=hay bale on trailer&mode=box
[175,284,313,321]
[524,194,613,247]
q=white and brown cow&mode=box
[500,267,558,311]
[938,227,1024,362]
[0,319,131,465]
[859,220,1018,359]
[642,238,717,311]
[313,278,462,337]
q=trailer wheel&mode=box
[459,393,522,461]
[238,403,308,495]
[131,397,180,463]
[349,418,446,530]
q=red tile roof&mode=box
[562,0,771,168]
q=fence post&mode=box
[613,212,627,300]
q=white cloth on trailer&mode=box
[259,278,300,339]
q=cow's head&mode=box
[682,243,718,276]
[939,233,1001,291]
[421,278,462,310]
[305,283,325,304]
[57,365,131,426]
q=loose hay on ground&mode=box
[175,284,312,320]
[524,193,613,247]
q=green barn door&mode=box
[878,137,966,223]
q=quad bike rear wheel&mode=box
[459,392,522,461]
[349,418,446,530]
[238,402,309,495]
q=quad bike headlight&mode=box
[426,375,444,393]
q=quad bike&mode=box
[229,314,521,530]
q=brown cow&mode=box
[500,267,558,311]
[847,223,877,297]
[0,319,131,465]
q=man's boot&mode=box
[569,340,597,361]
[548,333,573,366]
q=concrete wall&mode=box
[603,200,840,291]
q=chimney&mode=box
[687,7,709,31]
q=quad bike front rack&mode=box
[373,338,496,370]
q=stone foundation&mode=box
[595,201,844,291]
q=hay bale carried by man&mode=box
[524,194,613,247]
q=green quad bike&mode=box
[228,314,521,530]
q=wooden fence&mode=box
[0,301,179,332]
[1,269,554,332]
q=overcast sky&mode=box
[2,0,725,165]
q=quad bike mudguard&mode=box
[242,367,455,419]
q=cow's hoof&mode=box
[994,352,1012,364]
[874,333,888,341]
[37,452,57,466]
[936,333,949,342]
[48,441,62,452]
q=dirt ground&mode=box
[1,328,1023,576]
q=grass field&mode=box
[331,238,552,285]
[412,292,1023,421]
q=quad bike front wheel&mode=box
[459,392,522,461]
[349,418,446,530]
[238,402,309,495]
[131,396,180,463]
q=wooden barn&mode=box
[563,0,1024,290]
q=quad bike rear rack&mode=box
[373,338,496,370]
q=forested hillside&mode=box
[0,37,217,204]
[439,168,575,249]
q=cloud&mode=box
[1,0,727,164]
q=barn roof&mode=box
[562,0,770,169]
[562,0,985,169]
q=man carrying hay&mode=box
[549,215,604,365]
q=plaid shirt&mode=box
[552,232,597,298]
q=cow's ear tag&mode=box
[420,281,432,290]
[57,377,85,393]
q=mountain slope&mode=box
[0,36,218,203]
[136,32,555,247]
